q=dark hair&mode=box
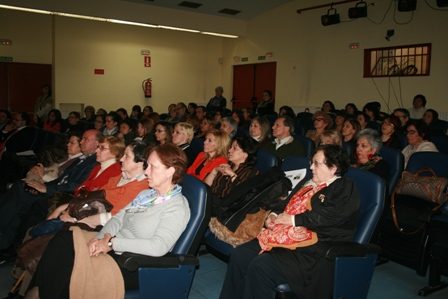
[150,143,188,184]
[232,136,258,164]
[322,100,336,113]
[0,109,11,120]
[107,112,120,124]
[155,121,173,143]
[344,103,358,115]
[231,109,244,124]
[132,105,142,113]
[263,90,272,98]
[382,115,401,131]
[345,118,361,133]
[393,108,410,118]
[120,118,136,131]
[279,115,296,135]
[68,111,81,119]
[314,144,350,176]
[188,102,198,110]
[363,102,381,121]
[424,109,439,122]
[196,106,206,113]
[406,120,429,140]
[413,94,427,107]
[47,109,62,122]
[279,106,295,119]
[128,141,150,169]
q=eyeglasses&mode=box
[97,145,110,151]
[310,160,327,167]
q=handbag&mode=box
[391,168,448,234]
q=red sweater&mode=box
[102,175,148,215]
[186,152,228,181]
[75,162,121,195]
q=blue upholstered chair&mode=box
[379,146,404,196]
[280,155,310,173]
[406,152,448,176]
[276,168,386,299]
[120,174,211,299]
[294,135,315,159]
[256,148,279,173]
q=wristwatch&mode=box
[107,237,115,248]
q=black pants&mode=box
[32,230,139,299]
[220,239,288,299]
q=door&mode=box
[0,62,52,112]
[232,62,276,110]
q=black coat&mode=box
[271,177,360,299]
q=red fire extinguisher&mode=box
[142,78,152,98]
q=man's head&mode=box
[80,129,100,155]
[272,116,294,139]
[413,94,426,109]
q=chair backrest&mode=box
[281,155,310,173]
[379,146,404,196]
[406,152,448,177]
[189,137,204,158]
[294,135,315,158]
[346,167,386,244]
[171,174,211,255]
[431,135,448,155]
[256,148,278,173]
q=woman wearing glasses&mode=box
[306,111,334,145]
[154,121,173,145]
[402,120,438,167]
[220,145,359,299]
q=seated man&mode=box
[262,115,305,161]
[0,129,100,254]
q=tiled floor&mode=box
[1,254,448,299]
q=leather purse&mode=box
[391,168,448,234]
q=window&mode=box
[364,43,431,77]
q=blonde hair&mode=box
[175,122,194,143]
[319,130,342,146]
[206,129,230,158]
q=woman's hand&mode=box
[23,180,47,193]
[89,233,113,256]
[217,164,236,177]
[265,213,277,229]
[274,213,294,226]
[47,204,69,220]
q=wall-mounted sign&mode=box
[144,55,151,67]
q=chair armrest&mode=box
[324,242,381,260]
[117,252,199,272]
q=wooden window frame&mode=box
[363,43,431,78]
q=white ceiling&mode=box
[122,0,293,20]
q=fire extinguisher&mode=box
[142,78,152,98]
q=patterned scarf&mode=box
[257,181,327,253]
[129,184,182,210]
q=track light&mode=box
[348,1,368,19]
[321,7,340,26]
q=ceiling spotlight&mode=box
[398,0,417,12]
[349,1,368,19]
[321,7,340,26]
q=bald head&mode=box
[80,129,100,155]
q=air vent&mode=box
[178,1,202,9]
[218,8,241,15]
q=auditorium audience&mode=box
[319,129,342,146]
[154,121,173,145]
[422,109,447,137]
[207,86,227,113]
[410,94,427,119]
[220,116,238,139]
[306,111,333,145]
[264,116,305,160]
[380,115,402,149]
[256,90,275,116]
[26,144,190,298]
[42,109,63,133]
[172,122,195,165]
[393,108,410,134]
[103,112,120,137]
[249,116,271,146]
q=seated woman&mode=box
[204,136,258,198]
[171,122,195,165]
[306,111,333,145]
[154,121,173,145]
[187,129,230,181]
[135,118,156,146]
[354,129,389,181]
[381,115,402,150]
[249,116,272,146]
[423,109,447,137]
[220,145,359,298]
[42,109,63,133]
[27,144,191,298]
[47,141,149,226]
[402,120,438,167]
[341,118,360,161]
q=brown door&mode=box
[0,62,52,112]
[232,62,276,110]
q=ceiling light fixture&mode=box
[0,4,238,38]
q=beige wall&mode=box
[2,0,447,115]
[223,0,448,115]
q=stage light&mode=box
[348,1,368,19]
[321,8,340,26]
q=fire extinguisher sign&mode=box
[144,56,151,67]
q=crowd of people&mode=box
[0,88,446,298]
